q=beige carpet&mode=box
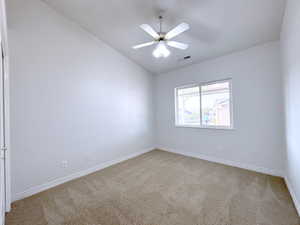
[6,150,300,225]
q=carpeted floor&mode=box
[6,150,300,225]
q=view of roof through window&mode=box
[201,81,231,127]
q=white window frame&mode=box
[175,78,234,130]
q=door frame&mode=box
[0,0,11,213]
[0,31,4,225]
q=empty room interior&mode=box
[1,0,300,224]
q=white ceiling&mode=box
[42,0,286,74]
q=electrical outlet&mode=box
[61,160,68,168]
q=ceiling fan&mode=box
[132,16,190,58]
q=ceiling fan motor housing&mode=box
[158,33,166,41]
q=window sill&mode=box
[175,125,235,131]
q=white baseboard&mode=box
[284,177,300,216]
[12,147,154,202]
[158,146,284,178]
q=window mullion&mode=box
[175,88,179,125]
[199,85,202,127]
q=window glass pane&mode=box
[201,81,231,127]
[177,86,200,126]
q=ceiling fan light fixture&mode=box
[152,41,170,58]
[133,16,189,58]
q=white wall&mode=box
[281,0,300,213]
[7,0,154,199]
[155,42,285,176]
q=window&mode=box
[175,79,233,129]
[176,86,200,126]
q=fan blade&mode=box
[132,41,155,49]
[140,24,160,39]
[167,41,188,50]
[165,23,190,40]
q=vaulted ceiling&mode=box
[42,0,286,74]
